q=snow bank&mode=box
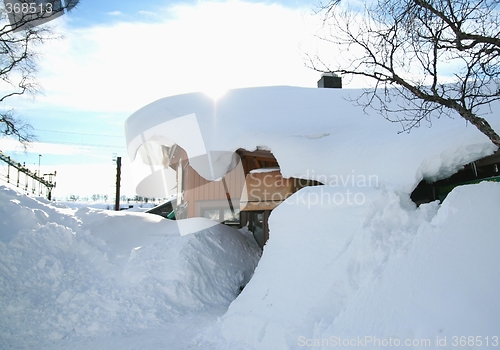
[198,181,500,349]
[0,185,260,348]
[319,182,500,344]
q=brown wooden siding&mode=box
[172,147,283,219]
[183,160,246,218]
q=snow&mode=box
[0,185,260,349]
[194,181,500,349]
[322,183,500,341]
[3,181,499,349]
[125,86,498,195]
[249,167,281,174]
[2,85,500,349]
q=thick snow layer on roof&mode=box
[125,86,499,194]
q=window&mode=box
[203,209,220,221]
[201,206,240,224]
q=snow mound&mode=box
[0,185,260,348]
[198,182,500,349]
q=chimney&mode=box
[317,73,342,88]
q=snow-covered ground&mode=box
[0,184,260,349]
[2,181,499,349]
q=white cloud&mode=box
[108,11,123,16]
[33,1,324,113]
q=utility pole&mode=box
[114,156,122,211]
[38,154,42,195]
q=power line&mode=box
[34,128,124,138]
[34,139,127,149]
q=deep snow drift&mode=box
[0,185,260,349]
[198,182,500,349]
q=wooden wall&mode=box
[183,160,246,218]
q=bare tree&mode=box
[311,0,500,147]
[0,0,78,145]
[0,110,35,143]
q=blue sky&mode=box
[68,0,321,26]
[0,0,335,198]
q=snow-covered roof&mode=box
[125,86,498,194]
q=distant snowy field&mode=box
[1,181,499,349]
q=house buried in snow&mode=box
[125,81,500,247]
[142,145,317,246]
